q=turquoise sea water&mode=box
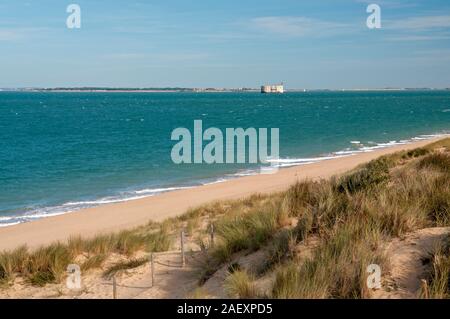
[1,91,449,226]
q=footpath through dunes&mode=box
[372,227,450,299]
[0,137,446,251]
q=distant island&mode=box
[0,87,259,93]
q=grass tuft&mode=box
[224,270,259,298]
[422,236,450,299]
[334,157,391,194]
[103,257,149,279]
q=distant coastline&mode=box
[1,87,449,93]
[0,87,259,93]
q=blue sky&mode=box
[1,0,450,89]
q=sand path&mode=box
[373,227,450,299]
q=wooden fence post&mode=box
[421,279,429,299]
[210,224,215,248]
[112,275,117,299]
[151,252,155,287]
[181,230,186,268]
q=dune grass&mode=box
[271,223,386,298]
[81,254,108,272]
[212,198,288,263]
[192,139,450,298]
[0,246,28,286]
[0,224,172,287]
[270,149,449,298]
[422,235,450,299]
[191,196,289,284]
[187,287,210,299]
[224,270,259,298]
[103,257,149,279]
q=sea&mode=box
[1,90,449,226]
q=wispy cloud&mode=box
[249,16,349,37]
[354,0,418,9]
[388,15,450,30]
[405,48,450,63]
[0,29,19,41]
[102,53,147,60]
[386,34,450,42]
[103,52,209,63]
[0,27,47,41]
[382,14,450,42]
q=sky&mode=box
[0,0,450,89]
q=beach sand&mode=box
[0,137,444,252]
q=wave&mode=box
[264,132,449,169]
[0,221,21,228]
[0,185,198,226]
[1,132,449,227]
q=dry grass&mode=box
[422,235,450,299]
[81,254,108,272]
[0,224,172,287]
[224,270,259,298]
[424,137,450,151]
[271,224,386,298]
[193,197,288,284]
[212,198,287,263]
[259,229,297,274]
[0,246,28,286]
[103,257,149,279]
[269,146,449,298]
[187,287,210,299]
[195,138,450,298]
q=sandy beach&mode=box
[0,137,445,252]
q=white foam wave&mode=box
[0,221,21,227]
[0,185,198,227]
[231,171,259,177]
[134,186,193,194]
[203,178,228,185]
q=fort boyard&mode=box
[261,83,284,93]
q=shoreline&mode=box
[0,136,446,251]
[2,133,447,227]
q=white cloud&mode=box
[103,52,209,63]
[103,53,147,59]
[388,15,450,30]
[249,16,349,37]
[386,34,450,41]
[354,0,417,9]
[0,29,19,41]
[0,27,48,41]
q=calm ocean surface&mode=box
[1,91,449,226]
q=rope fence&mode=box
[109,226,215,298]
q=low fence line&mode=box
[111,226,215,298]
